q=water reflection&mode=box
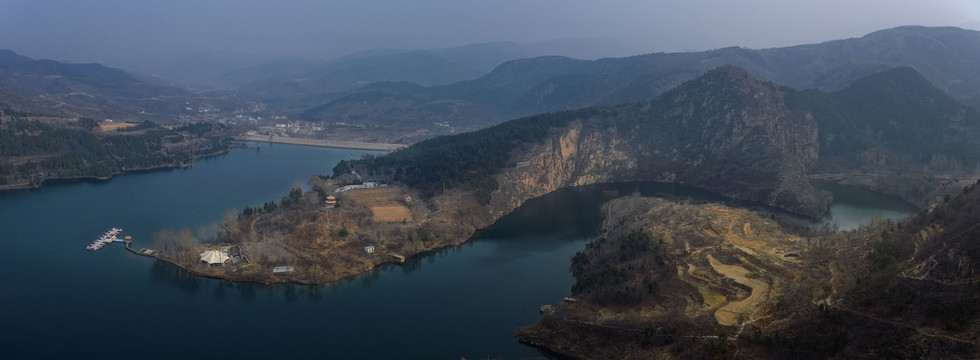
[477,182,739,240]
[401,256,424,274]
[213,280,227,300]
[235,282,257,301]
[283,284,298,303]
[304,285,323,302]
[359,265,385,288]
[151,260,201,294]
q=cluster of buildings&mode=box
[261,121,325,137]
[334,182,385,193]
[932,174,978,187]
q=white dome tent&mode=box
[199,249,229,266]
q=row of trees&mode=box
[152,228,200,264]
[239,186,315,219]
[241,202,279,217]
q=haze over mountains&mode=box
[0,49,194,120]
[4,26,980,133]
[302,26,980,131]
[5,18,980,358]
[115,37,635,91]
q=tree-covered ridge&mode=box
[786,66,980,162]
[0,117,232,184]
[871,183,980,282]
[343,65,817,208]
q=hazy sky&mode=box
[2,0,979,69]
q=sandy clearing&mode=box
[372,205,413,222]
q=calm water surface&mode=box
[813,181,920,230]
[0,144,916,359]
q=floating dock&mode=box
[86,228,123,251]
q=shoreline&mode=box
[135,179,923,287]
[0,148,231,192]
[236,135,406,152]
[146,249,421,286]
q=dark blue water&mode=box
[0,144,588,359]
[0,144,917,359]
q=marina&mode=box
[85,228,123,251]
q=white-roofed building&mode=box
[199,249,229,266]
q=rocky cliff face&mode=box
[353,66,831,244]
[484,66,828,220]
[489,121,636,219]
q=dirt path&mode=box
[707,254,770,326]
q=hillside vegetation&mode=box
[787,67,980,164]
[0,111,233,187]
[517,187,980,359]
[0,49,241,121]
[345,65,980,217]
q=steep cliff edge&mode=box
[358,66,829,226]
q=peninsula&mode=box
[0,116,236,191]
[150,65,980,286]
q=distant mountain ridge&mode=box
[305,26,980,132]
[0,49,187,98]
[220,37,633,100]
[0,49,197,120]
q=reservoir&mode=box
[0,144,917,359]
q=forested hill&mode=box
[781,66,980,206]
[0,50,187,99]
[788,66,980,165]
[0,115,233,188]
[343,65,829,217]
[342,64,980,217]
[0,49,212,120]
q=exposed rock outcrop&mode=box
[485,66,829,221]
